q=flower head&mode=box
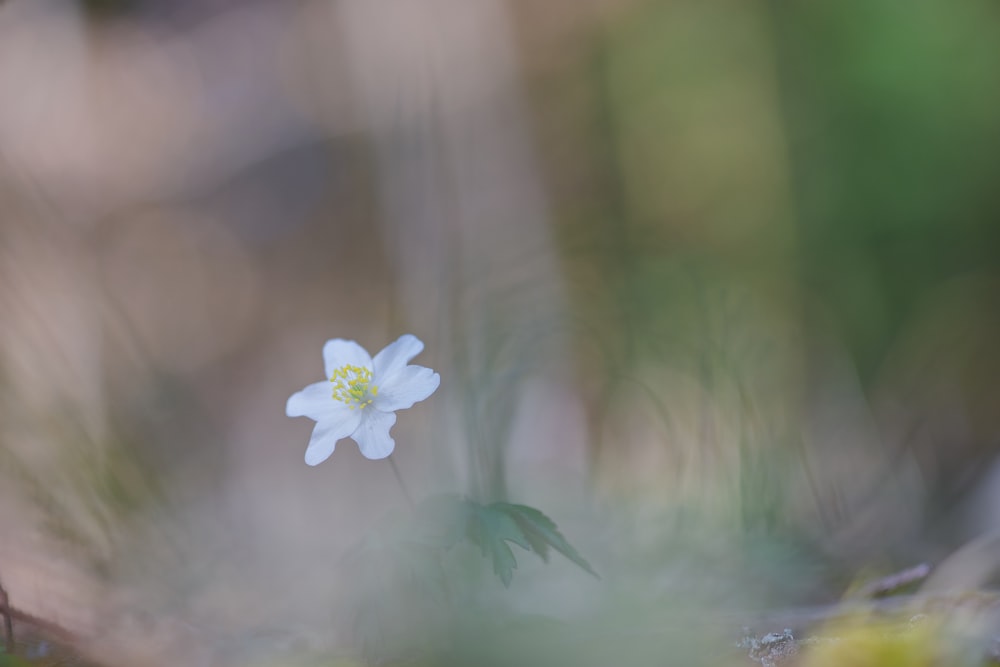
[286,334,440,464]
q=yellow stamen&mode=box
[330,364,378,409]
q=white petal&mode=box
[286,381,336,419]
[373,334,425,380]
[304,411,363,466]
[351,410,398,459]
[373,366,440,412]
[323,339,373,378]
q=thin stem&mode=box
[0,573,13,652]
[388,456,415,509]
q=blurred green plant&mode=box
[426,496,598,588]
[337,493,599,664]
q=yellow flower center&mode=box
[330,364,378,409]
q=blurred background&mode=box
[1,0,999,665]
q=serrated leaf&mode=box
[509,512,551,562]
[491,539,518,587]
[465,503,533,586]
[414,497,598,586]
[499,503,600,579]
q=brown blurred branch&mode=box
[3,604,79,645]
[0,574,80,652]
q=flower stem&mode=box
[388,457,415,509]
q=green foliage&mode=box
[463,503,528,587]
[424,496,598,587]
[337,498,596,663]
[500,503,599,579]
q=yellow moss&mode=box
[798,615,943,667]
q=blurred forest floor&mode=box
[2,0,1000,665]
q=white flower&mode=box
[286,334,440,464]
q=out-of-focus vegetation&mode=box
[1,0,999,665]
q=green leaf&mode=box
[498,503,600,579]
[414,495,599,587]
[466,503,532,587]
